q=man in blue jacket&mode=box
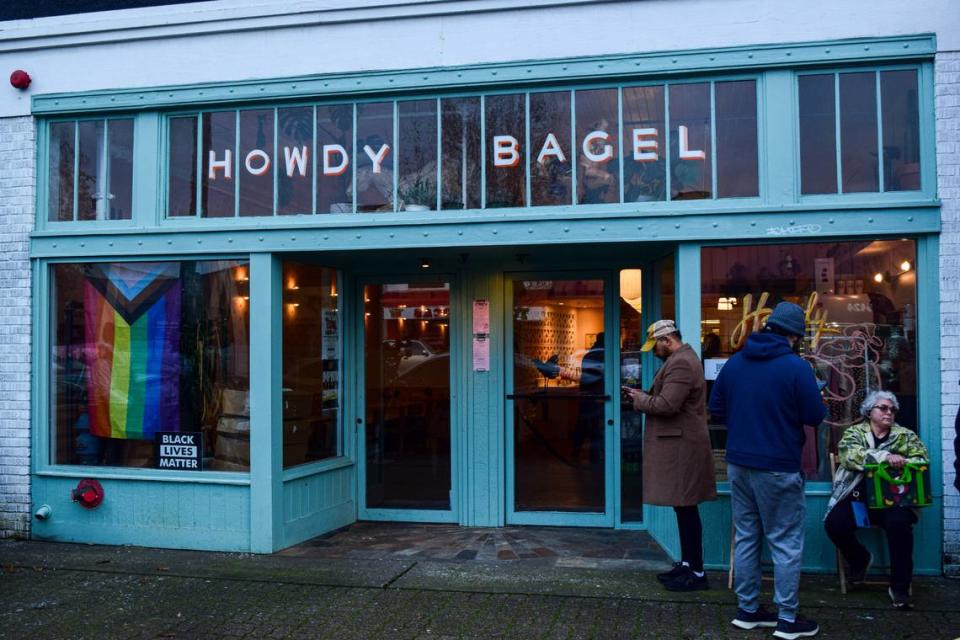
[709,302,827,640]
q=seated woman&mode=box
[823,390,929,610]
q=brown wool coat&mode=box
[632,343,717,506]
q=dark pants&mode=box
[674,505,703,573]
[824,496,917,591]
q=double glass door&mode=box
[506,276,616,526]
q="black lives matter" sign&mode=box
[155,432,202,470]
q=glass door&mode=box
[506,276,615,526]
[359,279,455,521]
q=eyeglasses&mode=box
[872,405,897,414]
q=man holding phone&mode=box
[624,319,717,591]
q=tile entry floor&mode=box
[278,522,672,566]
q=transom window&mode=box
[165,79,760,217]
[46,118,134,222]
[798,68,921,195]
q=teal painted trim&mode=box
[35,121,48,231]
[36,468,249,485]
[508,511,614,527]
[675,243,702,359]
[709,81,718,198]
[916,234,943,571]
[392,100,398,212]
[460,269,505,527]
[834,73,844,194]
[31,477,250,552]
[604,267,619,524]
[31,35,935,115]
[233,110,240,217]
[249,252,283,552]
[764,70,797,205]
[361,509,458,524]
[134,113,162,227]
[31,259,48,473]
[919,62,937,196]
[875,71,885,193]
[281,456,354,482]
[29,205,941,260]
[480,95,487,210]
[524,92,531,207]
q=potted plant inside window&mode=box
[398,173,435,212]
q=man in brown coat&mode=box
[625,319,717,591]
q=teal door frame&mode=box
[354,272,460,524]
[503,269,619,527]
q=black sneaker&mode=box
[663,570,709,592]
[888,586,914,610]
[849,551,873,584]
[656,562,687,584]
[773,617,819,639]
[730,606,778,630]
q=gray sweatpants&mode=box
[728,462,806,622]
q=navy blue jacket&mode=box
[708,332,827,473]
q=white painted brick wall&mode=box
[0,116,33,539]
[938,52,960,577]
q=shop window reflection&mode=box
[364,282,451,509]
[51,260,250,470]
[355,102,395,212]
[201,111,237,217]
[398,99,438,211]
[881,70,921,191]
[239,109,275,217]
[700,240,918,482]
[669,83,712,200]
[798,74,838,195]
[282,263,340,467]
[715,80,758,198]
[440,98,481,210]
[530,91,572,206]
[277,106,314,215]
[622,86,666,203]
[485,94,526,208]
[576,89,619,205]
[840,72,879,193]
[48,121,76,221]
[317,104,354,214]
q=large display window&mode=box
[50,260,250,471]
[701,240,917,482]
[282,262,341,468]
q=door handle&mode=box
[607,419,614,426]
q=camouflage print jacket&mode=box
[824,420,929,519]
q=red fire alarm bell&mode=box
[72,478,104,509]
[10,70,31,90]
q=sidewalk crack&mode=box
[383,561,418,589]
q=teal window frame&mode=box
[39,114,139,226]
[795,62,935,202]
[156,76,763,219]
[694,233,939,496]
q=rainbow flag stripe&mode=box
[83,263,182,440]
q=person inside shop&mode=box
[624,319,716,592]
[572,332,605,464]
[823,390,929,610]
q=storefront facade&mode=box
[1,1,957,575]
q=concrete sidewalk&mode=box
[1,538,959,639]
